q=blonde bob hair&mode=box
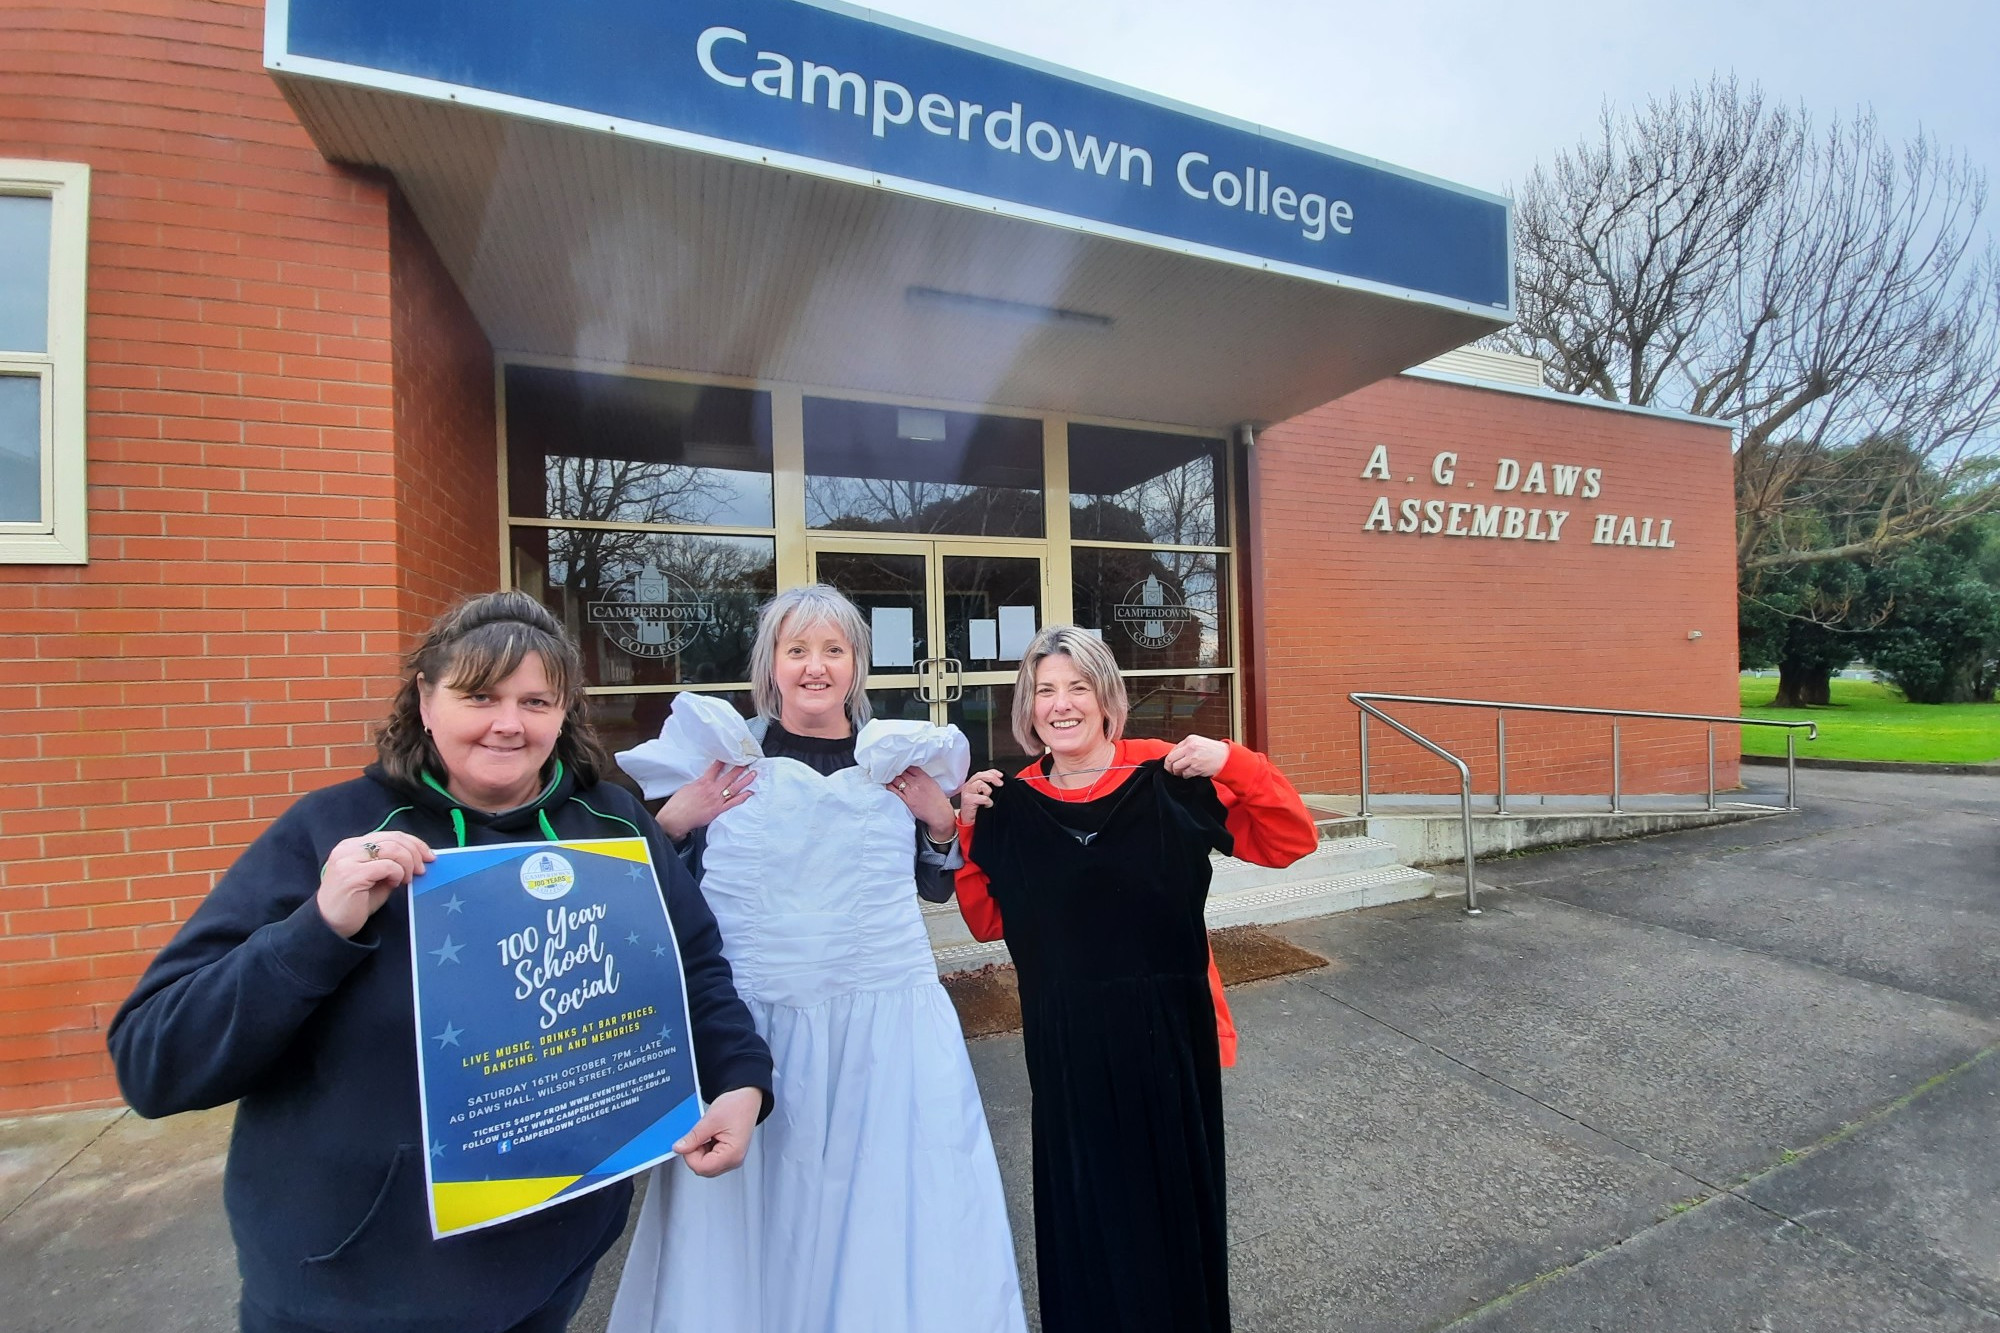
[749,584,874,729]
[1010,625,1128,755]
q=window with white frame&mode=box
[1,160,89,564]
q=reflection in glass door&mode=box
[811,538,1042,773]
[811,543,933,732]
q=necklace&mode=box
[1045,747,1127,801]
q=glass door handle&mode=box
[939,657,964,702]
[912,657,938,704]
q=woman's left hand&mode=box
[1164,734,1231,780]
[888,766,956,843]
[674,1085,764,1177]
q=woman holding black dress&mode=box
[954,625,1316,1333]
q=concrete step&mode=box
[1203,862,1435,928]
[1355,804,1785,866]
[1313,813,1370,840]
[923,895,981,954]
[926,835,1435,974]
[1209,836,1402,896]
[932,936,1012,973]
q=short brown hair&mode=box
[375,591,611,790]
[1010,625,1129,755]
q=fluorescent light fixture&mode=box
[896,408,949,442]
[906,286,1114,330]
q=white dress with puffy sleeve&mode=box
[607,694,1026,1333]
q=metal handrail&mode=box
[1350,693,1819,916]
[1351,697,1481,913]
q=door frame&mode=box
[806,533,1049,718]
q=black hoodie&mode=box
[108,760,773,1333]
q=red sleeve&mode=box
[951,818,1006,942]
[1206,949,1238,1067]
[1212,742,1318,868]
[1118,738,1318,868]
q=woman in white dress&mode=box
[608,585,1026,1333]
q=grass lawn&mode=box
[1740,677,2000,763]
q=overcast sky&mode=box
[860,0,1997,209]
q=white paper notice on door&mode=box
[997,605,1037,661]
[969,618,999,661]
[871,606,915,667]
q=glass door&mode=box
[810,536,1043,773]
[938,547,1043,774]
[809,538,934,735]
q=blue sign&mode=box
[271,0,1511,311]
[407,838,700,1237]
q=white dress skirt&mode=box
[608,698,1026,1333]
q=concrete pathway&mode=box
[3,768,1994,1332]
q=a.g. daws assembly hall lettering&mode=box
[1358,446,1677,549]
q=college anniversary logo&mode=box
[587,562,714,659]
[1114,574,1196,649]
[518,851,576,901]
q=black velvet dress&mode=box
[975,760,1236,1333]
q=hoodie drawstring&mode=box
[420,762,566,847]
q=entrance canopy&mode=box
[267,0,1513,429]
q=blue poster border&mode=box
[406,838,704,1238]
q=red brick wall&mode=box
[389,190,498,634]
[0,0,411,1113]
[1256,375,1740,799]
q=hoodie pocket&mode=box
[302,1145,416,1265]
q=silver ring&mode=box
[896,780,908,792]
[721,788,733,799]
[362,841,381,860]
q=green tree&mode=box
[1866,520,2000,703]
[1739,555,1875,707]
[1737,438,1932,706]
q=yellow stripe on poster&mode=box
[563,838,652,866]
[433,1175,583,1233]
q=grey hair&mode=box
[1010,625,1128,755]
[750,584,874,728]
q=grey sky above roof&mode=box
[862,0,1996,219]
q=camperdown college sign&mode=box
[269,0,1511,313]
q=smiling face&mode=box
[774,616,856,738]
[418,652,566,812]
[1032,652,1113,766]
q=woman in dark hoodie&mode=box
[109,591,774,1333]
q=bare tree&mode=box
[1498,77,2000,577]
[1131,454,1218,547]
[545,454,728,531]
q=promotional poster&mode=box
[407,838,702,1237]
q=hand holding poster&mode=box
[407,838,702,1237]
